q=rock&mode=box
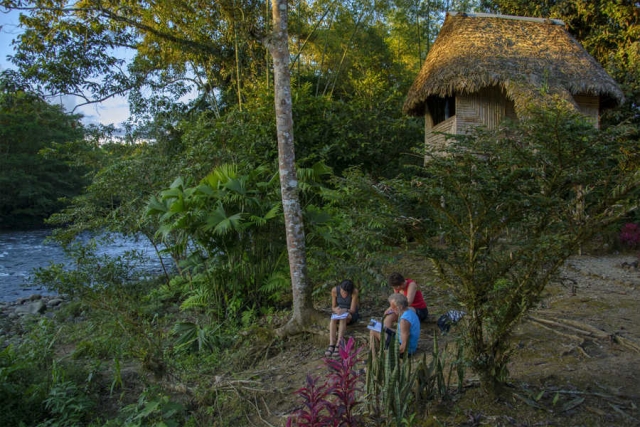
[48,298,65,307]
[14,300,46,316]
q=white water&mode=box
[0,229,167,302]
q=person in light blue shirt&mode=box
[389,293,420,355]
[370,293,420,357]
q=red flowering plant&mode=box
[287,337,365,427]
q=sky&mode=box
[0,9,130,127]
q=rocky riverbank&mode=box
[0,294,71,347]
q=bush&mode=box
[39,381,95,427]
[619,223,640,249]
[287,338,365,426]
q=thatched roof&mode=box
[404,13,624,116]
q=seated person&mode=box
[383,272,428,331]
[370,293,420,357]
[326,279,359,357]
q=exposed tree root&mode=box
[528,317,585,342]
[527,315,640,354]
[613,335,640,353]
[276,309,326,337]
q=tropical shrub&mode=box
[0,345,48,426]
[0,320,97,427]
[118,389,186,427]
[390,102,640,394]
[147,161,333,318]
[39,380,95,427]
[287,338,365,427]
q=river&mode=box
[0,229,167,303]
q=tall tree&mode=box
[0,72,87,228]
[3,0,269,116]
[267,0,319,335]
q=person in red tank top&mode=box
[383,272,429,331]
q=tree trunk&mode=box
[266,0,318,336]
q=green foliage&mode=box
[290,82,423,179]
[366,337,418,426]
[38,380,96,427]
[31,238,150,298]
[413,335,467,402]
[391,103,640,393]
[4,0,425,180]
[45,138,181,249]
[0,319,99,426]
[171,321,227,354]
[0,344,48,426]
[147,161,334,318]
[147,163,287,316]
[0,72,87,229]
[308,167,416,291]
[118,389,186,427]
[32,240,172,377]
[366,335,465,425]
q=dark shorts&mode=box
[348,311,360,325]
[415,307,429,322]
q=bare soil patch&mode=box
[241,254,640,426]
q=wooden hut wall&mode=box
[573,95,600,128]
[425,115,457,149]
[456,86,515,135]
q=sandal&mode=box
[324,345,336,357]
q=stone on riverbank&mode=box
[0,294,70,346]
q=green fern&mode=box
[171,321,219,353]
[179,287,214,311]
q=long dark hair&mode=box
[339,279,354,293]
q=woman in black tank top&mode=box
[326,279,359,357]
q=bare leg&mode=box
[337,317,349,345]
[329,319,338,346]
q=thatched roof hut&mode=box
[404,12,624,147]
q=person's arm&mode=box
[331,288,340,314]
[348,288,359,314]
[399,318,410,354]
[405,280,418,306]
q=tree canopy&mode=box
[0,72,87,228]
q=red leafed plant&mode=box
[286,374,336,427]
[287,337,365,427]
[619,223,640,249]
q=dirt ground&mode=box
[240,253,640,426]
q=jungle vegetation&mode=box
[0,0,638,425]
